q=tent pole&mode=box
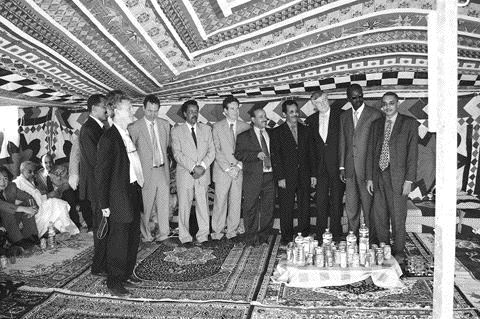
[431,0,458,318]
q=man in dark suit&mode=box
[339,84,382,237]
[271,100,316,245]
[235,106,274,246]
[305,91,345,241]
[366,92,418,264]
[95,91,144,297]
[79,94,107,275]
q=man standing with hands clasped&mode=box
[366,92,418,265]
[171,100,215,247]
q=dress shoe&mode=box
[194,240,205,247]
[108,285,131,297]
[158,238,178,247]
[182,241,194,248]
[229,236,243,243]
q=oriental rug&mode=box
[21,291,251,319]
[0,234,93,288]
[455,232,480,281]
[0,289,51,319]
[64,235,280,301]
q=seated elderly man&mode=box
[11,160,79,237]
[36,154,81,229]
[0,166,38,249]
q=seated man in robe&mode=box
[36,154,81,229]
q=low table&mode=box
[273,257,404,289]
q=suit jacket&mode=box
[339,105,382,180]
[305,108,342,177]
[366,113,419,195]
[171,122,215,188]
[36,166,69,196]
[212,118,250,183]
[271,122,313,186]
[79,116,104,202]
[235,127,272,192]
[128,117,170,188]
[95,125,135,223]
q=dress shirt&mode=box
[286,121,298,143]
[226,119,242,170]
[385,112,398,129]
[253,126,272,173]
[113,123,144,186]
[353,103,365,128]
[144,117,164,166]
[318,109,330,143]
[186,122,207,170]
[90,115,104,129]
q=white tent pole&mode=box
[431,0,458,318]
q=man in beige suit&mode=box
[171,100,215,246]
[211,96,250,241]
[128,95,173,246]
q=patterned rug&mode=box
[456,232,480,280]
[20,291,251,319]
[0,289,51,319]
[0,234,93,288]
[64,235,280,301]
[404,232,434,277]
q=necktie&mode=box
[353,110,359,129]
[260,129,271,170]
[230,123,236,143]
[150,122,163,167]
[46,175,54,193]
[379,120,393,171]
[291,125,298,144]
[191,127,197,148]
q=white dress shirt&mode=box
[113,123,144,186]
[90,115,104,129]
[318,109,330,142]
[144,117,164,166]
[186,122,206,170]
[353,103,365,128]
[253,126,272,173]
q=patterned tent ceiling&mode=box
[0,0,479,107]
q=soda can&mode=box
[286,248,294,263]
[383,245,392,260]
[376,250,384,265]
[327,255,333,267]
[314,246,323,256]
[306,253,314,266]
[0,255,7,269]
[334,249,341,266]
[40,238,47,250]
[315,253,324,267]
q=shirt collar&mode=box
[113,122,128,137]
[286,121,297,129]
[90,115,104,128]
[319,108,330,117]
[386,112,399,124]
[144,117,155,126]
[354,103,365,115]
[226,119,236,126]
[186,122,197,131]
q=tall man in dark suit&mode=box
[306,91,345,241]
[96,91,144,296]
[366,92,418,264]
[271,100,316,245]
[339,84,382,237]
[79,94,108,275]
[235,106,274,246]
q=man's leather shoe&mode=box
[108,285,131,297]
[182,241,194,248]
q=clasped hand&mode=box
[192,165,206,179]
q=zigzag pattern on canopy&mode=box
[0,0,479,106]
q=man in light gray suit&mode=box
[128,95,174,246]
[211,96,250,241]
[339,84,382,236]
[171,100,215,246]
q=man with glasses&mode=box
[339,84,382,239]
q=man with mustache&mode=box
[235,106,275,246]
[306,91,345,242]
[366,92,418,265]
[271,100,316,245]
[171,100,215,246]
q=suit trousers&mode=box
[345,172,373,235]
[140,169,170,242]
[0,210,37,243]
[177,183,210,243]
[278,180,310,241]
[211,173,243,240]
[91,200,108,274]
[373,167,408,258]
[315,171,345,239]
[61,189,82,229]
[106,183,141,288]
[242,172,274,242]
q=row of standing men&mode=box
[71,85,418,296]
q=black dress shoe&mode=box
[182,241,194,248]
[108,285,131,297]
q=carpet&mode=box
[0,234,93,288]
[456,232,480,280]
[0,289,51,319]
[21,291,251,319]
[404,232,434,277]
[64,235,280,301]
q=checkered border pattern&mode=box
[0,68,84,104]
[467,123,480,194]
